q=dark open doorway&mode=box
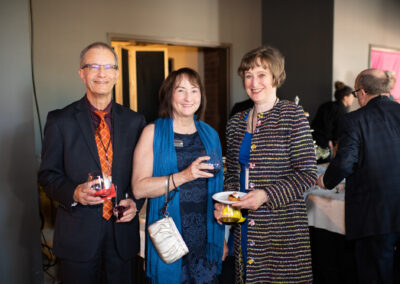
[111,39,230,153]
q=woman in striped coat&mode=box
[216,46,317,283]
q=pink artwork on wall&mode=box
[370,48,400,102]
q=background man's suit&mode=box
[323,95,400,282]
[324,95,400,239]
[38,97,146,272]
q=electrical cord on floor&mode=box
[42,231,56,267]
[41,229,58,280]
[38,184,58,279]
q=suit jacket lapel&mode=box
[111,102,123,183]
[75,97,101,170]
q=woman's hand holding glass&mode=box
[181,156,215,182]
[204,150,222,174]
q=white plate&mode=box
[212,191,247,204]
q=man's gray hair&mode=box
[79,42,118,68]
[358,69,391,95]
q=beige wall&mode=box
[0,0,43,282]
[33,0,262,155]
[333,0,400,94]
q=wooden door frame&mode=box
[111,42,168,111]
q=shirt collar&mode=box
[86,95,112,115]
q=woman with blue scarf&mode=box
[132,68,225,284]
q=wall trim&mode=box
[107,33,231,48]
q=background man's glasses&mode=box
[352,89,360,97]
[81,64,118,72]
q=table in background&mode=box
[305,173,357,283]
[306,186,345,235]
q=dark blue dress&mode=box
[174,132,218,284]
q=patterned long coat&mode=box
[225,100,317,283]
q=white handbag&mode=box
[147,175,189,264]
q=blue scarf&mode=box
[146,118,224,284]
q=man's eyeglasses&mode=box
[81,64,118,72]
[351,89,360,97]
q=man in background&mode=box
[317,68,400,283]
[39,42,146,283]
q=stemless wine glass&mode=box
[88,171,112,197]
[113,187,128,220]
[206,150,222,174]
[88,171,105,191]
[220,204,242,224]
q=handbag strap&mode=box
[160,174,178,217]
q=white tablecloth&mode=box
[305,185,345,235]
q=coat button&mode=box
[251,144,256,150]
[254,128,260,133]
[257,120,262,126]
[258,113,263,118]
[249,182,255,188]
[249,240,255,246]
[249,163,255,169]
[247,257,255,265]
[249,219,255,226]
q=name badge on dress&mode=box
[174,139,184,147]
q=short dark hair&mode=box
[79,42,118,67]
[334,81,353,101]
[158,68,206,120]
[238,46,286,88]
[358,69,391,95]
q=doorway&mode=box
[111,39,230,153]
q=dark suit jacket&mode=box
[323,96,400,240]
[38,97,146,261]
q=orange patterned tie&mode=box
[94,110,113,220]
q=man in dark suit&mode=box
[38,42,146,283]
[317,68,400,283]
